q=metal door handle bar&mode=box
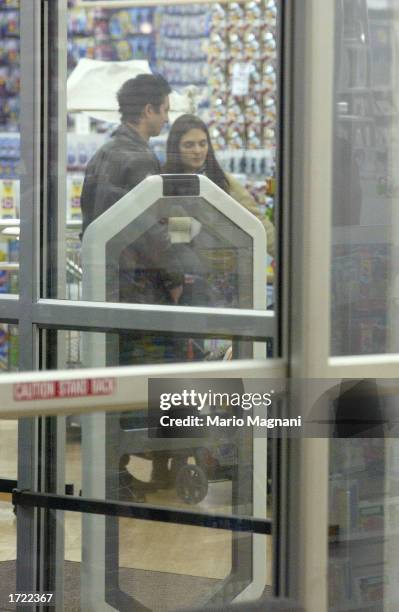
[12,489,272,535]
[0,478,18,493]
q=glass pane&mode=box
[0,323,18,609]
[0,497,16,608]
[331,0,399,356]
[328,379,399,612]
[56,0,279,314]
[58,329,271,369]
[101,195,254,310]
[46,330,273,606]
[0,323,18,476]
[56,330,269,514]
[60,508,270,611]
[329,437,386,611]
[0,0,20,295]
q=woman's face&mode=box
[178,128,209,172]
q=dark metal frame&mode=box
[0,478,18,493]
[12,489,272,535]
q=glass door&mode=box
[284,1,399,611]
[10,0,286,610]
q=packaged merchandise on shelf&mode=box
[0,323,18,371]
[155,5,210,87]
[0,132,19,218]
[0,269,9,294]
[356,574,386,605]
[0,324,9,369]
[328,558,354,608]
[0,8,18,36]
[67,4,156,69]
[331,243,389,354]
[67,132,106,172]
[208,0,277,151]
[0,4,19,132]
[0,0,19,9]
[66,132,107,221]
[0,127,19,293]
[67,174,84,222]
[0,132,20,177]
[357,500,384,533]
[63,1,278,252]
[330,478,359,533]
[8,322,18,369]
[0,178,18,217]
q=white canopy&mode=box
[67,58,195,124]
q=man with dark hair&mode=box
[80,74,180,502]
[81,73,171,233]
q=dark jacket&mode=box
[80,123,161,235]
[81,123,209,364]
[81,122,184,294]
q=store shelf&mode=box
[0,262,18,271]
[331,528,399,544]
[338,115,375,123]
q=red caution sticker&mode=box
[14,378,116,401]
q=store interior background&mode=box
[0,0,278,369]
[0,1,277,609]
[1,0,399,610]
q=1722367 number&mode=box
[9,593,54,604]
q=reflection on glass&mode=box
[0,319,18,606]
[0,324,18,372]
[331,0,399,356]
[0,1,19,294]
[59,329,268,371]
[0,498,16,607]
[328,379,399,612]
[57,326,271,608]
[64,389,271,607]
[60,327,268,515]
[61,508,269,611]
[0,439,17,603]
[62,0,278,310]
[329,437,387,611]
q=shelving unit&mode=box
[0,0,20,132]
[0,0,279,366]
[328,427,399,611]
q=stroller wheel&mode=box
[175,464,208,504]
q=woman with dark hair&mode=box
[163,114,275,256]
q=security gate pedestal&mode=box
[81,175,268,611]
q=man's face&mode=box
[147,95,170,137]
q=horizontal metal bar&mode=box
[0,218,80,230]
[33,299,275,339]
[0,294,20,321]
[0,478,18,493]
[0,219,19,227]
[328,354,399,378]
[12,489,272,535]
[0,359,286,419]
